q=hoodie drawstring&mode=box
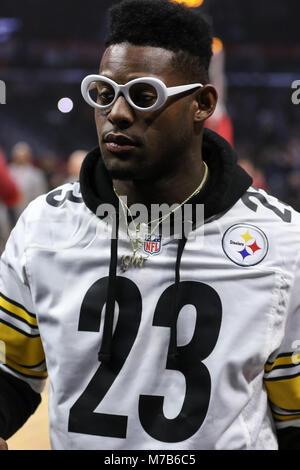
[98,214,119,363]
[98,217,188,363]
[168,235,188,361]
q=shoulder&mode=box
[44,181,84,208]
[228,186,300,271]
[17,181,94,249]
[234,185,300,228]
[25,181,86,216]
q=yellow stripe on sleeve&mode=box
[264,374,300,411]
[0,321,45,368]
[265,353,300,372]
[272,412,300,422]
[0,294,38,328]
[4,358,48,379]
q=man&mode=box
[0,0,300,450]
[0,148,21,254]
[9,142,48,220]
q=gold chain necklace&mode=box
[114,161,209,271]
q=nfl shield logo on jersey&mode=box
[143,235,162,256]
[222,224,268,266]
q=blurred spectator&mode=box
[286,170,300,210]
[238,157,269,192]
[9,142,48,218]
[205,37,234,147]
[64,149,87,183]
[39,151,67,190]
[0,148,21,253]
[0,148,21,207]
[206,103,234,147]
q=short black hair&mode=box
[105,0,213,83]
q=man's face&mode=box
[95,43,200,182]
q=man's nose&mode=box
[108,94,135,129]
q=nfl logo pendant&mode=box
[143,235,162,256]
[120,231,163,272]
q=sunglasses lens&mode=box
[88,80,115,107]
[129,82,158,109]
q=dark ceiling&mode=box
[0,0,298,44]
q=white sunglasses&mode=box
[81,75,203,112]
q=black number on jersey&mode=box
[242,188,291,222]
[68,278,222,442]
[68,276,142,438]
[139,281,222,442]
[46,186,83,207]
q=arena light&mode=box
[212,37,224,55]
[171,0,205,7]
[0,18,21,43]
[57,97,74,113]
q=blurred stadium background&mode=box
[0,0,299,449]
[0,0,299,221]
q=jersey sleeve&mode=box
[263,249,300,445]
[0,207,47,394]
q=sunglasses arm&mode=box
[167,83,203,97]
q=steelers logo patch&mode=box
[222,224,268,266]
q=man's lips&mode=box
[103,132,141,153]
[105,142,136,153]
[103,133,141,153]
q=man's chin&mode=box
[101,152,168,182]
[101,152,137,180]
[103,160,141,181]
[107,169,137,180]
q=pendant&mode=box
[120,254,148,272]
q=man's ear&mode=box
[194,85,218,122]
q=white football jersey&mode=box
[1,180,300,450]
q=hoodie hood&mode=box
[79,128,253,362]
